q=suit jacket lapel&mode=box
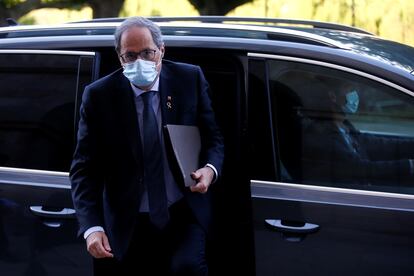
[113,65,176,166]
[113,71,143,166]
[159,65,178,125]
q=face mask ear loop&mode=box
[155,53,163,67]
[155,47,164,67]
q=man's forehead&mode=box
[121,26,154,45]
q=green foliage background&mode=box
[18,0,414,46]
[229,0,414,46]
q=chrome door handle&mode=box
[30,206,76,219]
[265,219,319,234]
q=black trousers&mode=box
[93,200,208,276]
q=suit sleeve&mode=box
[303,126,413,186]
[331,138,412,181]
[70,86,104,237]
[196,66,225,177]
[319,134,412,185]
[359,132,414,161]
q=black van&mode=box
[1,17,414,276]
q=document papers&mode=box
[164,124,201,187]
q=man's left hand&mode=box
[190,167,214,193]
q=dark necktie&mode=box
[141,91,169,228]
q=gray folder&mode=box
[164,124,201,187]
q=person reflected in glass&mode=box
[302,82,414,186]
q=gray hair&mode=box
[114,17,163,54]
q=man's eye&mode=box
[126,53,137,59]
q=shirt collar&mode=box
[130,76,160,98]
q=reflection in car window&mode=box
[0,53,80,172]
[269,60,414,193]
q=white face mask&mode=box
[122,59,159,87]
[342,90,359,114]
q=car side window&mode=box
[248,59,277,181]
[269,59,414,193]
[0,52,94,172]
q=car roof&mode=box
[0,21,347,48]
[1,16,414,74]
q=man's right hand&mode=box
[86,231,114,258]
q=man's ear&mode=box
[160,44,165,58]
[118,54,125,67]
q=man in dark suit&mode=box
[70,16,224,275]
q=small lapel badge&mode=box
[167,96,172,109]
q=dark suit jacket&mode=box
[302,119,414,186]
[70,60,224,259]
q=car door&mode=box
[249,54,414,276]
[0,50,97,276]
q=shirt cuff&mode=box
[205,163,218,183]
[84,226,105,239]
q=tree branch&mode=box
[38,0,87,10]
[188,0,253,15]
[5,0,88,20]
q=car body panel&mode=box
[0,167,92,276]
[251,180,414,276]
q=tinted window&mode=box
[248,59,277,181]
[268,59,414,193]
[0,53,93,172]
